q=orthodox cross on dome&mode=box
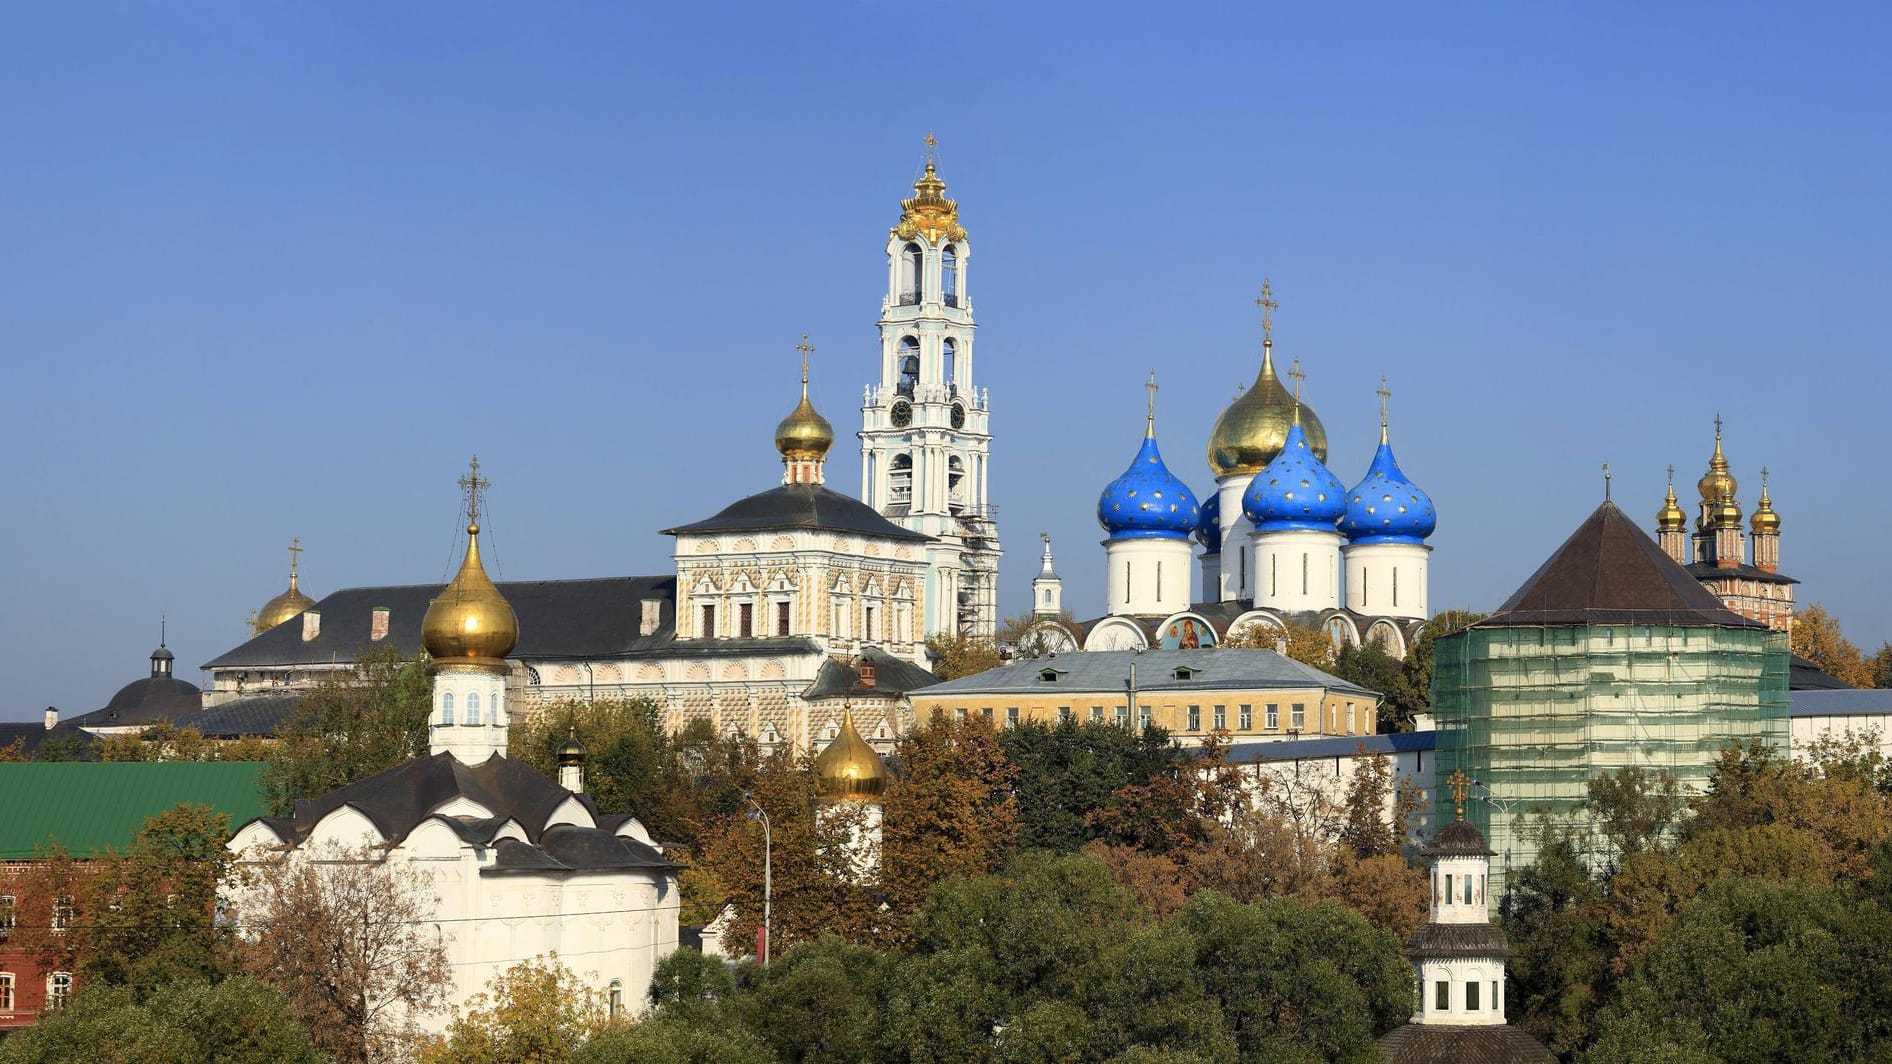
[923,130,939,167]
[1287,357,1306,405]
[1144,369,1159,434]
[1714,412,1724,439]
[1376,376,1391,440]
[1667,463,1676,488]
[796,332,815,385]
[1255,278,1278,344]
[458,455,490,528]
[286,536,302,579]
[1761,465,1770,489]
[1447,769,1471,821]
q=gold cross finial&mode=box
[1603,462,1612,501]
[1761,465,1769,486]
[923,130,938,168]
[1667,463,1676,486]
[1255,278,1278,345]
[458,455,490,530]
[1376,376,1391,441]
[795,332,814,386]
[1288,357,1305,402]
[1447,769,1471,821]
[1714,412,1724,440]
[1144,369,1159,434]
[286,536,302,579]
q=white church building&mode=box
[226,486,681,1032]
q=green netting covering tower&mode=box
[1432,500,1789,892]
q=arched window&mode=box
[889,454,913,507]
[47,972,71,1010]
[947,455,966,511]
[609,979,624,1018]
[941,244,958,306]
[440,692,454,725]
[466,691,481,726]
[897,338,920,397]
[901,243,923,304]
[942,338,956,393]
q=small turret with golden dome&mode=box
[1206,280,1328,478]
[1696,415,1742,527]
[1655,465,1690,565]
[813,711,890,802]
[775,334,833,485]
[422,457,518,674]
[1750,466,1782,573]
[253,537,317,635]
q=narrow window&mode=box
[1393,567,1399,608]
[609,980,624,1019]
[51,896,73,933]
[776,601,791,637]
[1124,562,1131,604]
[739,603,754,639]
[0,973,11,1011]
[942,338,957,388]
[901,244,923,304]
[47,972,70,1010]
[865,605,877,641]
[1444,874,1454,902]
[1269,553,1276,595]
[897,338,920,396]
[1058,706,1071,723]
[701,604,716,637]
[1266,703,1279,729]
[1302,552,1309,594]
[1492,980,1500,1013]
[0,894,12,931]
[1114,704,1128,726]
[1006,707,1019,726]
[1212,704,1226,730]
[1239,704,1252,730]
[1466,981,1481,1011]
[1434,980,1449,1011]
[466,692,481,726]
[1291,703,1305,730]
[441,692,455,725]
[1187,705,1201,731]
[981,707,993,720]
[1463,877,1473,905]
[1090,705,1104,722]
[941,245,958,306]
[1138,704,1152,730]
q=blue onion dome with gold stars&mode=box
[1194,491,1222,553]
[1098,376,1200,540]
[1243,418,1347,532]
[1340,394,1436,544]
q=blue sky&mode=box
[2,2,1886,720]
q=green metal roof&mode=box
[0,762,268,858]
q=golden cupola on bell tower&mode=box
[1692,416,1746,569]
[253,537,317,635]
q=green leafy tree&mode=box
[1585,766,1683,866]
[31,730,96,762]
[1178,891,1411,1062]
[1502,818,1612,1056]
[84,804,236,992]
[1583,877,1892,1063]
[420,954,614,1064]
[0,977,322,1064]
[1872,642,1892,689]
[647,947,736,1013]
[926,631,1003,679]
[510,697,720,846]
[1329,643,1406,731]
[881,712,1018,940]
[260,643,434,815]
[999,719,1183,852]
[574,1012,771,1064]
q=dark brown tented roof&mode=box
[661,483,931,541]
[1481,501,1764,629]
[1377,1024,1556,1064]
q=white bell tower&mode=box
[860,136,1000,640]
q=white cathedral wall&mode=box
[1251,528,1343,614]
[1103,537,1195,616]
[1216,476,1255,602]
[1342,541,1431,621]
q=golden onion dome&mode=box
[1206,342,1327,477]
[421,521,518,671]
[775,384,834,460]
[255,539,316,634]
[1751,471,1780,535]
[814,712,890,802]
[1696,427,1738,504]
[1656,472,1687,533]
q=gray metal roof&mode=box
[919,648,1379,699]
[1790,688,1892,718]
[1225,729,1435,762]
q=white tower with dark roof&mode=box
[859,137,1000,640]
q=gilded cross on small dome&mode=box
[1376,376,1391,442]
[1144,369,1159,435]
[1447,769,1471,821]
[1287,358,1306,423]
[796,332,815,385]
[1255,278,1278,344]
[1667,463,1676,487]
[286,536,302,578]
[923,130,939,169]
[458,455,490,529]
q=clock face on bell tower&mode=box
[891,400,912,428]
